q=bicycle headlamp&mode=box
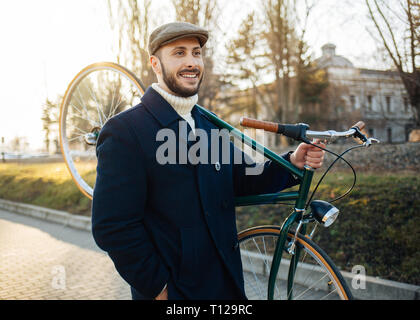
[310,200,339,227]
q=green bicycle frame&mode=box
[196,105,315,300]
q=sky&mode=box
[0,0,388,151]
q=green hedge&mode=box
[236,171,420,285]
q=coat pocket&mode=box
[178,227,197,285]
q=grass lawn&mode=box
[0,161,92,216]
[236,169,420,285]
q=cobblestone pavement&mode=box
[0,209,131,300]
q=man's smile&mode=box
[180,73,198,78]
[178,69,200,80]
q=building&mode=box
[216,43,414,150]
[316,43,414,143]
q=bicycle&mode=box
[59,62,379,300]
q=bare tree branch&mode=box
[367,0,403,69]
[366,0,420,127]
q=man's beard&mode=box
[161,62,203,97]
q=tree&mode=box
[257,0,321,126]
[223,0,340,147]
[107,0,156,88]
[261,0,295,123]
[297,62,330,126]
[171,0,217,26]
[366,0,420,127]
[171,0,222,111]
[227,3,327,117]
[318,81,362,131]
[9,136,29,153]
[41,98,59,153]
[225,12,270,120]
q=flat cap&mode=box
[148,22,209,56]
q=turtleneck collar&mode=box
[151,83,198,116]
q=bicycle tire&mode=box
[59,62,145,199]
[238,225,353,300]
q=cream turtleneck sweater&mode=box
[151,83,198,134]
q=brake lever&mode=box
[363,138,380,147]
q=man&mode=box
[92,22,325,300]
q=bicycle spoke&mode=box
[286,253,313,300]
[320,288,337,300]
[238,229,350,300]
[90,75,109,123]
[293,273,329,300]
[67,125,88,136]
[76,87,96,126]
[251,237,280,298]
[247,244,265,299]
[70,110,98,128]
[68,134,84,142]
[106,83,136,121]
[107,78,118,121]
[69,103,100,127]
[86,81,106,126]
[107,88,128,121]
[244,243,264,299]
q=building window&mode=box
[367,95,372,111]
[386,96,392,113]
[387,128,392,143]
[350,95,356,110]
[403,97,409,113]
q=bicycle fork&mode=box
[267,165,314,300]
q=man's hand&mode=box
[290,140,326,169]
[155,287,168,300]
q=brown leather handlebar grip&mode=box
[352,121,365,131]
[240,117,279,133]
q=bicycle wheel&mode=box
[59,62,145,199]
[238,225,353,300]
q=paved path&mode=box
[2,206,418,300]
[0,209,131,300]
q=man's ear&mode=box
[150,55,162,75]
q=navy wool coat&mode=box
[91,87,299,300]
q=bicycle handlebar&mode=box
[239,117,310,142]
[306,121,364,141]
[352,121,365,131]
[239,117,374,144]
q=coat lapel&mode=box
[141,87,195,153]
[141,87,182,128]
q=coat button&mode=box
[214,161,221,171]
